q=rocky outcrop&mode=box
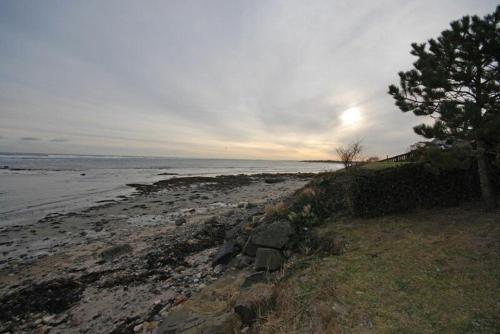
[232,220,295,272]
[254,248,284,271]
[248,220,295,250]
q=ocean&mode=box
[0,153,341,226]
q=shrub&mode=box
[289,162,493,218]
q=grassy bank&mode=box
[256,204,500,333]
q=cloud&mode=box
[19,137,41,141]
[0,0,497,158]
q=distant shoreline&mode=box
[301,160,347,163]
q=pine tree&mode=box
[389,6,499,209]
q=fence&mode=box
[380,151,417,163]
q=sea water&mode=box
[0,153,340,226]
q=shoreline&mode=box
[0,172,314,333]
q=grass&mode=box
[361,161,410,170]
[255,204,500,333]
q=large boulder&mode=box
[254,248,283,271]
[243,220,295,256]
[251,220,295,249]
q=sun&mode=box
[340,107,362,127]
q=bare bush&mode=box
[336,140,363,168]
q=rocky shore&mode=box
[0,173,313,333]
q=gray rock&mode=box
[264,177,284,184]
[254,248,283,271]
[252,220,294,249]
[235,255,253,269]
[242,236,258,257]
[241,272,269,289]
[175,217,186,226]
[204,216,219,225]
[100,244,132,261]
[212,240,238,265]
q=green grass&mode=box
[257,204,500,334]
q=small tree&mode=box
[336,140,363,169]
[388,6,499,209]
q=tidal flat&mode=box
[0,173,312,333]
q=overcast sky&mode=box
[0,0,497,159]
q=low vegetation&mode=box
[287,162,486,219]
[360,161,409,171]
[256,205,500,333]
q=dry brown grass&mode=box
[264,202,289,220]
[256,204,500,333]
[183,272,246,315]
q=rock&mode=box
[204,216,219,225]
[156,309,241,334]
[42,313,68,326]
[175,217,186,226]
[251,220,294,249]
[242,236,258,257]
[234,283,275,325]
[235,235,248,250]
[241,272,269,289]
[235,255,253,269]
[225,221,246,240]
[212,240,238,265]
[100,244,132,261]
[174,294,187,305]
[264,177,284,184]
[42,315,55,324]
[254,248,283,271]
[213,264,223,274]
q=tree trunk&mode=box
[476,141,496,209]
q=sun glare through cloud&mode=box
[340,107,362,127]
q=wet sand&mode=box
[0,173,312,333]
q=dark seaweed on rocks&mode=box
[0,278,83,322]
[127,175,253,194]
[127,173,315,195]
[145,219,227,269]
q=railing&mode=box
[380,151,417,163]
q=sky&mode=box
[0,0,497,160]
